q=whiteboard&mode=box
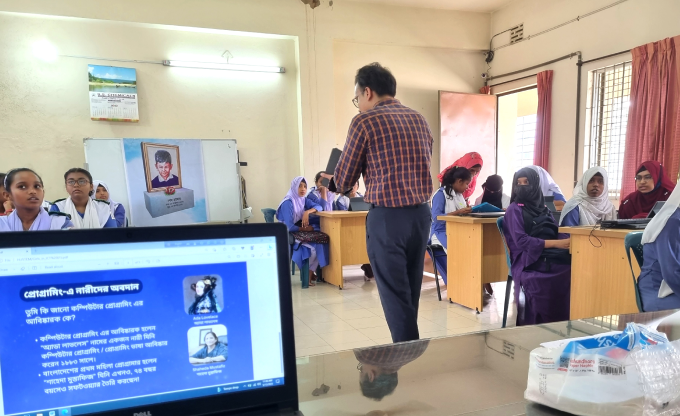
[84,139,242,225]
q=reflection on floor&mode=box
[292,266,517,357]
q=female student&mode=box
[92,180,126,227]
[0,172,12,215]
[439,152,483,202]
[50,168,117,229]
[503,167,571,326]
[276,176,329,286]
[619,161,676,219]
[429,166,472,285]
[0,168,73,231]
[528,165,567,209]
[474,174,510,209]
[638,185,680,311]
[308,172,335,212]
[559,167,617,226]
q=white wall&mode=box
[0,13,300,221]
[333,41,487,188]
[489,0,680,197]
[0,0,491,221]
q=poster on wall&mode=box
[439,91,497,203]
[88,65,139,122]
[123,139,208,226]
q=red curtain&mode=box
[620,35,680,198]
[479,86,491,94]
[533,70,553,170]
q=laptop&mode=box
[321,148,342,188]
[468,212,505,218]
[0,224,301,416]
[601,201,667,229]
[348,197,372,212]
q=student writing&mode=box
[0,168,73,231]
[429,166,472,285]
[50,168,117,229]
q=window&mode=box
[584,62,632,199]
[514,114,536,171]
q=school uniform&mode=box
[0,209,73,231]
[92,181,127,227]
[429,187,467,285]
[51,198,117,229]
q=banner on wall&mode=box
[123,139,208,227]
[88,65,139,122]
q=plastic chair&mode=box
[426,244,446,301]
[624,232,645,312]
[496,217,514,328]
[262,208,296,276]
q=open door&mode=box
[439,91,497,203]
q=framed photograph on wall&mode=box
[198,328,212,346]
[141,142,183,192]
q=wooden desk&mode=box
[314,211,369,289]
[438,216,509,312]
[559,227,641,320]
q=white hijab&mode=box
[91,180,120,212]
[559,167,617,226]
[643,185,680,298]
[57,197,111,229]
[528,165,564,197]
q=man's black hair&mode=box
[360,372,398,401]
[155,150,172,164]
[355,63,397,97]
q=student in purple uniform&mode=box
[0,168,73,231]
[276,177,329,286]
[51,168,117,229]
[92,180,126,227]
[503,167,571,326]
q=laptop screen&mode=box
[0,236,284,416]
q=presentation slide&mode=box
[0,262,253,415]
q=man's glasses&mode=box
[352,97,359,108]
[66,179,90,187]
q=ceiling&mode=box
[342,0,515,13]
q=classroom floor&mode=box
[292,265,517,357]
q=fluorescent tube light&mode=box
[163,60,285,73]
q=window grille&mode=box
[514,114,536,171]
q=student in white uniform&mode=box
[50,168,117,229]
[92,180,126,227]
[0,168,73,231]
[428,167,472,285]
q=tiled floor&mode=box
[292,266,517,357]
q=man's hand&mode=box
[320,173,333,180]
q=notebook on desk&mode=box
[0,224,301,416]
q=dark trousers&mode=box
[366,203,431,343]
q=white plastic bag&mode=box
[525,323,669,416]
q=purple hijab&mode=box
[276,176,307,223]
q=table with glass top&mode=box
[297,310,680,416]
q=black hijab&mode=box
[481,175,504,209]
[511,168,550,218]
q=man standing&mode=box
[334,63,433,343]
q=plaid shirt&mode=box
[334,99,433,207]
[354,340,429,373]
